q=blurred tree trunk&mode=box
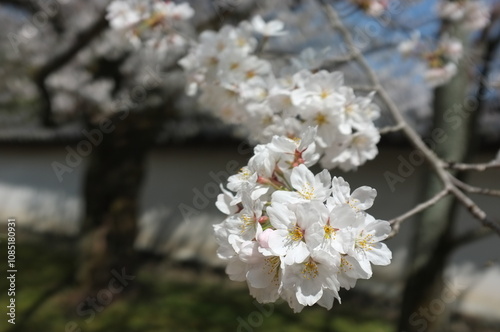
[397,26,496,332]
[77,105,168,293]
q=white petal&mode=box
[317,288,339,309]
[366,242,392,266]
[296,280,323,306]
[365,219,391,241]
[284,241,310,265]
[350,186,377,210]
[267,202,296,229]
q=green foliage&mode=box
[0,240,391,332]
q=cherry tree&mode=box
[2,0,500,330]
[104,1,500,330]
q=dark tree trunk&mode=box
[397,25,498,332]
[77,105,169,293]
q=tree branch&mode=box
[445,161,500,172]
[319,0,500,238]
[387,189,449,239]
[378,123,404,135]
[450,176,500,197]
[33,9,109,127]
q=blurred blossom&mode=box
[350,0,388,16]
[398,32,421,57]
[106,0,144,30]
[288,47,333,72]
[399,33,464,87]
[250,15,287,37]
[106,0,194,52]
[424,62,457,88]
[439,35,463,62]
[180,15,382,171]
[80,79,116,110]
[437,0,490,30]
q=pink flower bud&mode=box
[257,176,271,184]
[258,216,269,224]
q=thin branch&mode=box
[450,176,500,197]
[319,0,500,237]
[319,0,449,181]
[449,186,500,234]
[33,9,109,127]
[445,161,500,172]
[387,189,449,238]
[378,123,404,135]
[318,42,401,72]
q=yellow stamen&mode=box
[302,260,319,279]
[289,225,304,241]
[315,113,328,126]
[339,256,353,273]
[240,214,254,233]
[320,89,330,99]
[238,167,251,180]
[356,233,374,251]
[246,70,256,79]
[324,225,336,239]
[299,182,315,200]
[264,256,281,286]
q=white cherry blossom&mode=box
[329,176,377,211]
[347,214,392,275]
[213,134,392,311]
[282,249,340,310]
[272,164,331,204]
[251,15,287,37]
[265,202,312,265]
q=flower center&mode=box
[246,70,256,79]
[339,256,353,273]
[289,225,304,241]
[302,260,319,279]
[356,233,374,251]
[299,182,315,200]
[264,256,281,285]
[324,224,337,239]
[351,135,367,146]
[240,214,254,232]
[315,113,328,126]
[238,167,251,180]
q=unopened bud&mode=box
[258,216,269,224]
[257,176,271,184]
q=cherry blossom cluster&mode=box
[106,0,194,53]
[437,0,490,30]
[179,16,381,171]
[214,127,392,312]
[399,33,464,88]
[399,0,490,88]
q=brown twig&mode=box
[319,0,500,237]
[450,176,500,197]
[387,189,450,238]
[445,161,500,172]
[378,123,405,134]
